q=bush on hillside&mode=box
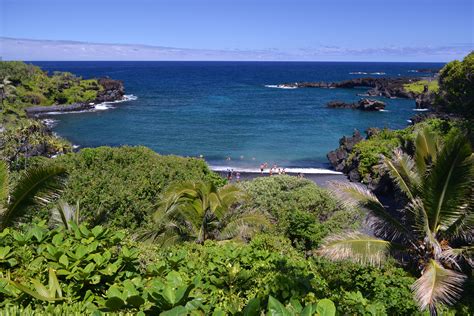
[238,175,361,250]
[52,146,224,229]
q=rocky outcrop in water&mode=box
[327,99,386,111]
[96,78,125,102]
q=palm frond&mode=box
[219,212,270,240]
[439,246,474,269]
[0,164,67,229]
[414,127,440,175]
[405,198,440,250]
[49,199,81,229]
[329,181,412,241]
[412,259,466,312]
[383,149,420,199]
[317,232,392,266]
[0,161,8,205]
[422,133,473,233]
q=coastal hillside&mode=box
[0,55,473,315]
[0,61,124,109]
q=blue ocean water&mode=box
[32,61,443,169]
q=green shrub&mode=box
[53,146,225,230]
[238,176,361,250]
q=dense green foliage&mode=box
[320,129,474,314]
[0,160,66,230]
[436,52,474,118]
[346,118,462,183]
[49,146,225,230]
[239,176,361,250]
[146,181,269,245]
[0,222,421,315]
[0,112,72,168]
[403,79,439,94]
[0,61,102,108]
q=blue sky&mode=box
[1,0,473,61]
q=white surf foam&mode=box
[370,72,386,75]
[265,84,297,89]
[210,166,342,175]
[349,72,368,75]
[413,108,429,112]
[42,118,58,128]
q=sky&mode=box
[0,0,473,61]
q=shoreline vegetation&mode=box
[0,53,472,315]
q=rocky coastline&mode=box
[25,78,125,117]
[279,76,436,108]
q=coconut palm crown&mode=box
[143,181,269,246]
[318,128,473,315]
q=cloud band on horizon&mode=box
[1,37,472,62]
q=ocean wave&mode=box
[370,72,386,75]
[413,108,429,111]
[379,109,389,112]
[264,84,297,89]
[349,72,368,75]
[210,166,342,175]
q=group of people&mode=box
[259,163,286,176]
[226,169,241,182]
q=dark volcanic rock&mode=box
[357,98,386,111]
[327,99,385,111]
[96,78,125,102]
[25,103,93,115]
[415,85,436,109]
[327,100,354,109]
[280,77,423,99]
[327,129,364,173]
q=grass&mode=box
[403,80,439,94]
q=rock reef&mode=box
[327,98,386,111]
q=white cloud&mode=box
[0,37,472,61]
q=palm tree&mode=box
[0,160,67,230]
[317,128,473,315]
[143,181,269,245]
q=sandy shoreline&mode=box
[213,170,348,187]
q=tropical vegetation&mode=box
[0,55,473,314]
[318,128,473,315]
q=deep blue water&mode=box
[32,61,443,169]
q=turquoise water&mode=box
[33,61,442,169]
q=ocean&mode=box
[32,61,443,171]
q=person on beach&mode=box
[260,164,264,174]
[227,169,232,181]
[282,168,286,174]
[269,168,273,176]
[236,172,241,182]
